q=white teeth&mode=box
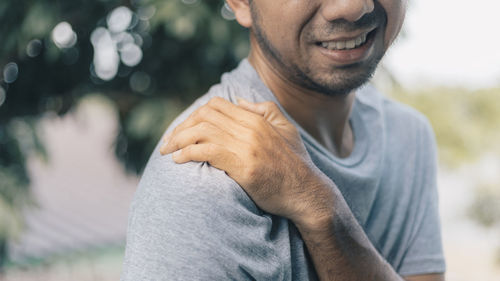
[345,40,356,49]
[320,32,368,50]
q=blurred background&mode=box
[0,0,498,280]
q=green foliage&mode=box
[120,97,184,171]
[0,0,247,257]
[389,87,500,168]
[0,168,32,240]
[391,86,500,251]
[468,184,500,228]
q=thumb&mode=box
[236,97,288,126]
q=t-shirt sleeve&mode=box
[120,145,285,280]
[397,118,446,276]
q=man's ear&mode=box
[225,0,253,28]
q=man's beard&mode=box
[250,3,387,97]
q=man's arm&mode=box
[121,151,285,280]
[160,97,445,280]
[293,176,444,281]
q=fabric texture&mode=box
[121,59,446,280]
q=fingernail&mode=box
[159,144,168,155]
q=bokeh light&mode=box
[89,6,148,81]
[131,32,144,47]
[221,2,236,21]
[107,6,133,33]
[120,43,143,67]
[137,5,156,21]
[129,71,151,93]
[114,32,135,49]
[26,39,43,58]
[91,27,119,81]
[51,22,77,49]
[3,62,19,84]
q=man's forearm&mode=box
[293,182,404,281]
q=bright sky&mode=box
[383,0,500,89]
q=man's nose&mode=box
[320,0,375,23]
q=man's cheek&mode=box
[381,0,407,50]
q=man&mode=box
[122,0,446,280]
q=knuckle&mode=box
[198,105,210,117]
[191,109,202,121]
[208,97,222,107]
[264,101,276,109]
[198,121,212,131]
[197,121,207,130]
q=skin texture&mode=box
[160,0,445,280]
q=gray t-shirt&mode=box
[121,59,446,280]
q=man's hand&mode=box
[160,96,333,224]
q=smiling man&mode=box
[122,1,445,280]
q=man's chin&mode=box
[308,80,369,97]
[294,70,374,97]
[299,56,381,97]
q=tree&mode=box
[0,0,248,263]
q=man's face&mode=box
[246,0,407,96]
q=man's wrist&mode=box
[289,172,339,233]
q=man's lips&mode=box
[318,27,376,42]
[315,28,376,50]
[314,28,378,65]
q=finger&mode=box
[172,143,240,176]
[164,102,250,145]
[205,96,264,129]
[160,121,232,155]
[236,97,290,127]
[162,130,173,143]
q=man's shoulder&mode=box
[134,60,264,217]
[384,96,430,125]
[376,93,436,146]
[134,150,259,217]
[167,76,256,133]
[356,85,436,149]
[357,85,432,131]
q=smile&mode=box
[313,28,378,65]
[316,29,375,51]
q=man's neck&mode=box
[247,40,356,158]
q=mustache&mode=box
[307,4,386,39]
